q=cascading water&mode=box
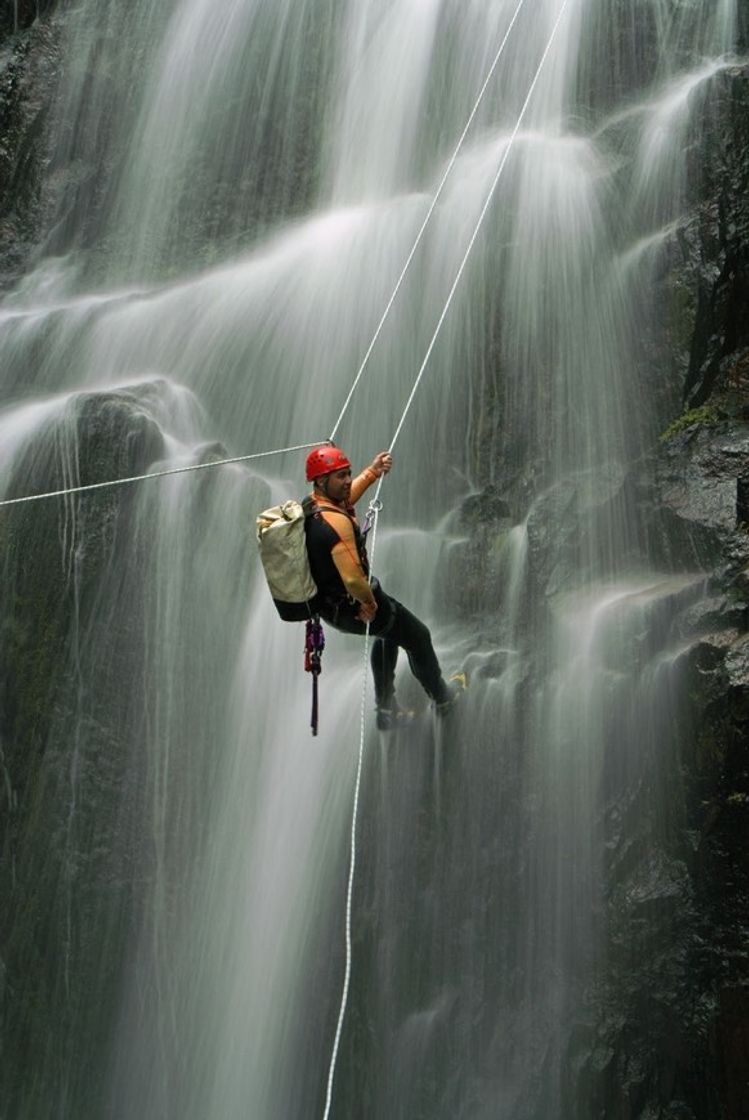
[0,1,740,1117]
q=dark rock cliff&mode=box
[0,2,62,288]
[453,55,749,1120]
[616,57,749,1120]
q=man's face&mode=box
[322,467,352,503]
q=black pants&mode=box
[319,583,449,707]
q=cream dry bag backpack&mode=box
[256,498,319,621]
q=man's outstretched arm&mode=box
[350,451,392,503]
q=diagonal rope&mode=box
[0,440,324,508]
[385,0,572,463]
[0,1,545,512]
[327,0,530,444]
[321,5,571,1114]
[0,0,535,511]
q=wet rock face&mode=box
[450,57,749,1120]
[0,5,62,287]
[684,66,749,409]
[582,399,749,1112]
[591,664,746,1117]
[0,388,164,1117]
[446,484,513,619]
[686,631,749,1116]
[660,426,749,534]
[653,419,749,577]
[576,424,749,1116]
[567,624,748,1120]
[0,3,56,38]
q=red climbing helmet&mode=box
[305,445,351,481]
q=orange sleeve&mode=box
[320,510,367,583]
[350,466,378,505]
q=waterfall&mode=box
[0,1,739,1117]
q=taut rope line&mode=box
[321,4,572,1115]
[0,441,324,508]
[0,0,529,512]
[327,0,530,444]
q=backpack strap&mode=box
[303,496,356,525]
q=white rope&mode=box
[327,0,530,444]
[0,0,534,511]
[319,652,367,1120]
[5,0,528,515]
[387,0,572,459]
[0,440,324,508]
[321,7,571,1110]
[321,496,382,1120]
[0,2,553,513]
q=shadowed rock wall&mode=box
[455,48,749,1119]
[0,2,62,287]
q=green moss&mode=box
[659,405,722,442]
[491,529,511,555]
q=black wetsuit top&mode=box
[303,497,369,608]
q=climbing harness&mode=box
[359,497,382,540]
[304,617,326,736]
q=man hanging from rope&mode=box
[303,445,464,731]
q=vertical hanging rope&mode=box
[320,4,572,1114]
[321,501,381,1120]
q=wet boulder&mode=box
[682,64,749,409]
[654,417,749,582]
[443,483,513,620]
[523,463,632,597]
